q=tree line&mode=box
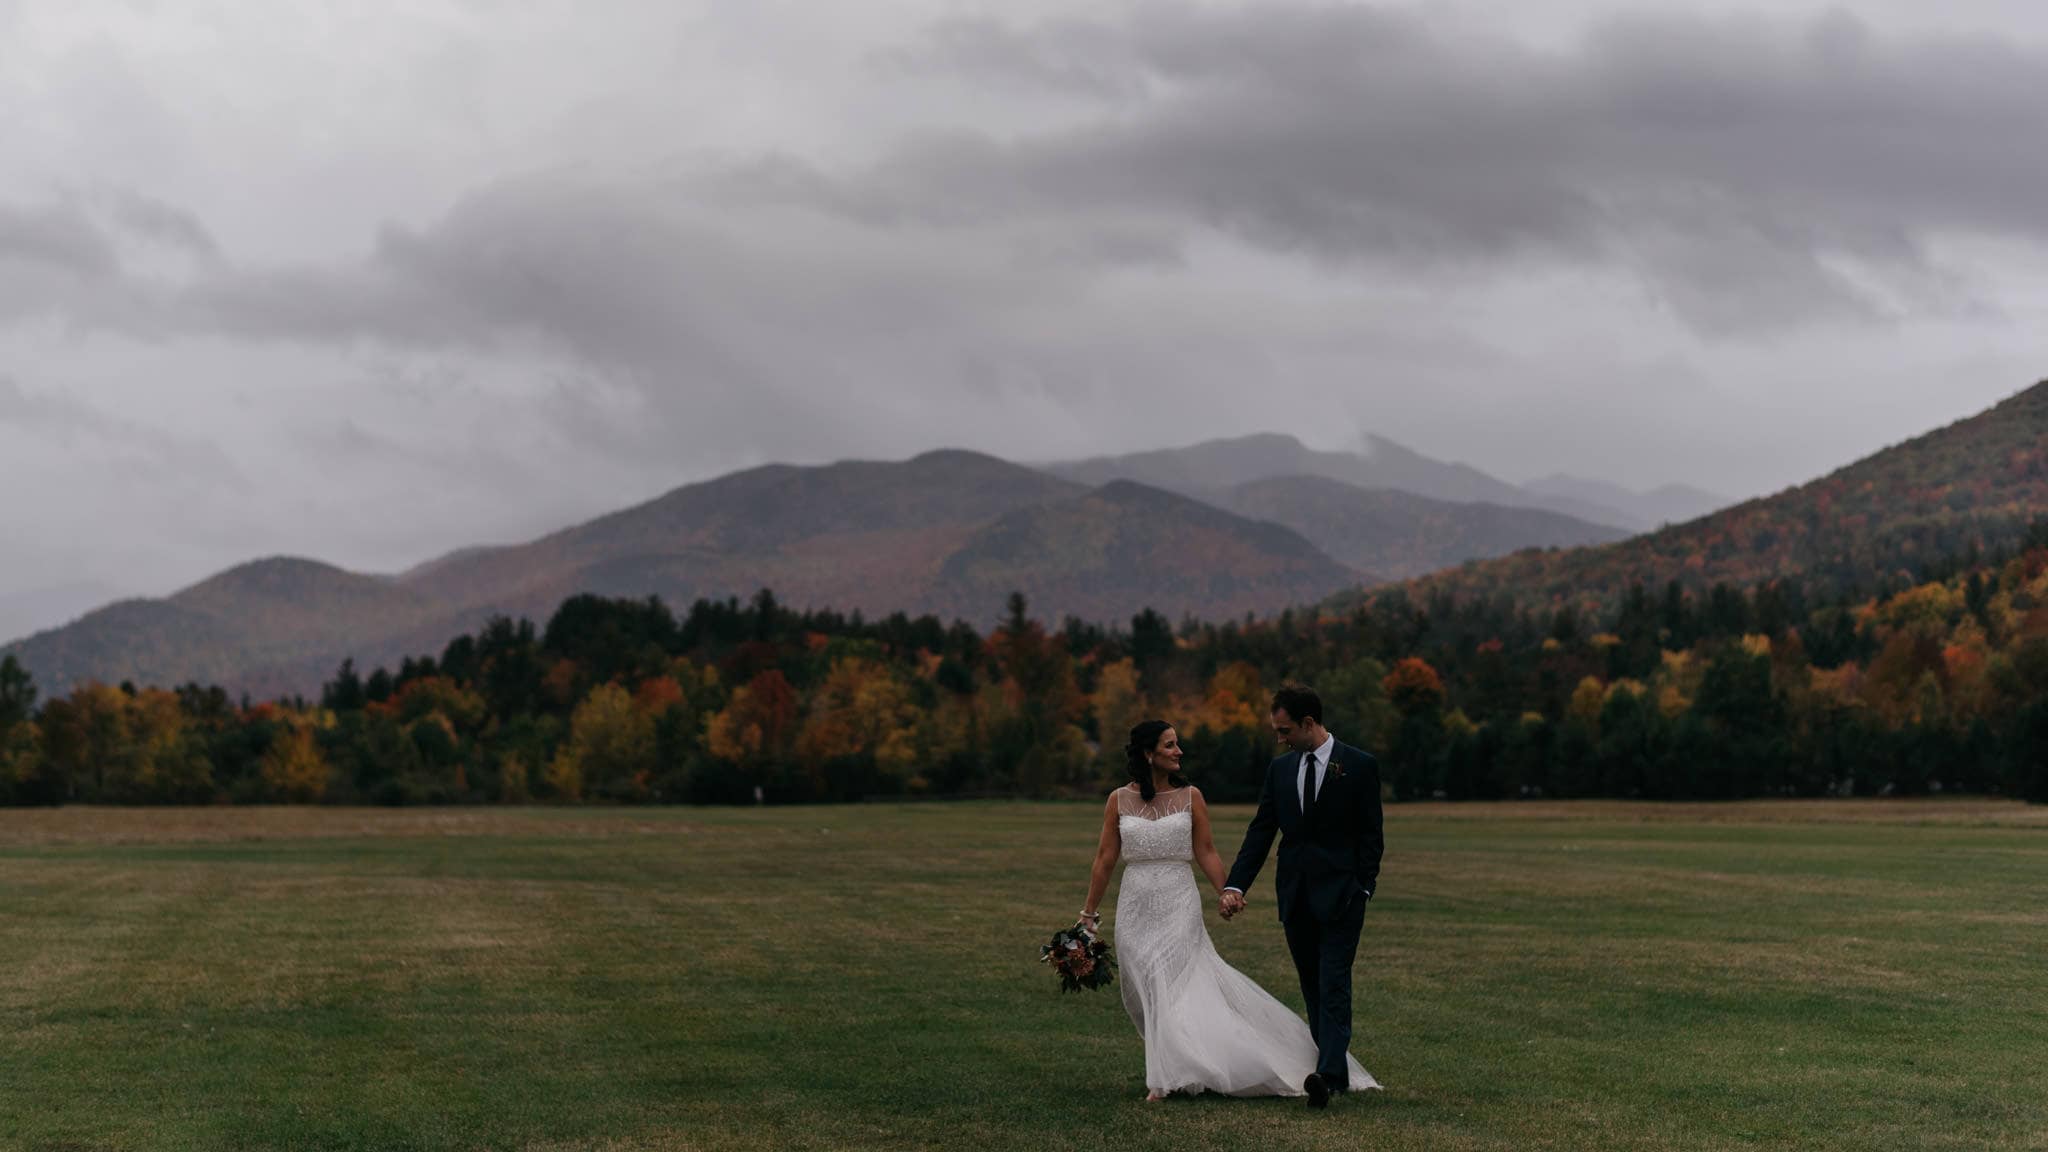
[2,530,2045,807]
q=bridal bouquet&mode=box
[1040,921,1116,993]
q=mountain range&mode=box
[15,373,2043,703]
[1045,433,1705,529]
[1219,475,1628,578]
[4,432,1674,697]
[1385,380,2048,612]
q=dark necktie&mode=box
[1302,751,1319,819]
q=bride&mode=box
[1080,720,1376,1101]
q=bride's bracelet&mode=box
[1079,909,1101,921]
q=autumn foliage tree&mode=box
[546,683,659,802]
[8,520,2048,809]
[1089,658,1146,782]
[1382,658,1445,798]
[792,658,922,800]
[987,594,1089,794]
[705,669,800,800]
[0,655,44,804]
[260,713,332,802]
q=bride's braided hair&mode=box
[1124,719,1185,802]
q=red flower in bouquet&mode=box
[1039,921,1117,993]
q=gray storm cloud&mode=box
[866,7,2048,331]
[12,9,2048,356]
[1,2,2045,609]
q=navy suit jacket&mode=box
[1225,741,1385,924]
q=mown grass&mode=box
[1,800,2043,1151]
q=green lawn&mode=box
[2,800,2044,1151]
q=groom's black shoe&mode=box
[1304,1073,1330,1110]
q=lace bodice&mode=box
[1118,786,1194,863]
[1117,785,1194,821]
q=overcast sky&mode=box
[5,0,2048,603]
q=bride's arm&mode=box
[1081,793,1122,928]
[1189,789,1229,895]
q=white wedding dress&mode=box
[1113,786,1377,1097]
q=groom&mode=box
[1220,684,1384,1109]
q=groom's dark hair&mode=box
[1270,684,1324,726]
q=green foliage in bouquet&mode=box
[1039,921,1116,993]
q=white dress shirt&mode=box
[1298,732,1336,809]
[1224,732,1340,900]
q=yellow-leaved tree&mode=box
[39,682,213,802]
[1089,658,1145,780]
[1567,676,1608,729]
[126,688,213,802]
[793,658,922,797]
[548,682,656,802]
[0,720,42,802]
[260,714,332,802]
[1196,661,1265,734]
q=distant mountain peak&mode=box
[1044,429,1637,528]
[1393,378,2048,610]
[1522,474,1731,529]
[178,555,384,599]
[935,477,1363,622]
[1223,473,1629,581]
[212,555,351,579]
[907,447,1027,468]
[1187,431,1311,453]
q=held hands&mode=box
[1218,890,1246,920]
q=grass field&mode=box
[2,800,2045,1151]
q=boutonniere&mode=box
[1325,759,1345,782]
